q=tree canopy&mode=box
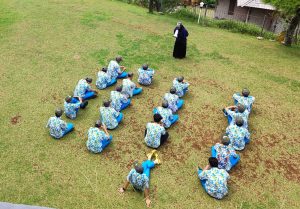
[264,0,300,16]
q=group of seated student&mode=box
[197,88,255,200]
[118,76,190,208]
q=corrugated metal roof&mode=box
[237,0,275,10]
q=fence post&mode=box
[260,15,267,37]
[204,4,208,17]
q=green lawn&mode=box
[0,0,300,208]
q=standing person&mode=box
[173,22,189,59]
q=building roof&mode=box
[237,0,276,10]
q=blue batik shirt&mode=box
[64,101,81,119]
[233,93,255,112]
[122,78,136,98]
[198,167,230,199]
[74,79,91,98]
[226,124,250,151]
[127,169,149,191]
[137,68,155,85]
[144,123,166,148]
[156,107,174,128]
[227,109,250,129]
[164,93,179,113]
[100,107,120,129]
[96,71,112,89]
[107,60,121,79]
[46,116,67,139]
[214,143,238,171]
[86,127,109,153]
[110,91,128,112]
[172,79,189,97]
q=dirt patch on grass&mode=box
[11,115,21,125]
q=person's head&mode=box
[221,134,230,146]
[162,100,169,108]
[177,21,182,28]
[242,88,250,97]
[116,55,123,63]
[102,67,107,73]
[237,104,246,113]
[153,113,163,123]
[103,100,111,107]
[170,87,177,94]
[86,77,93,84]
[177,76,184,83]
[209,157,219,168]
[95,120,102,128]
[127,72,134,80]
[65,95,72,103]
[235,116,244,127]
[134,161,144,174]
[55,108,63,117]
[142,64,148,70]
[116,85,123,92]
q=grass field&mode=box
[0,0,300,208]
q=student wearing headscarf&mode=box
[173,22,189,59]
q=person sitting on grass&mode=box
[122,72,143,98]
[144,114,169,148]
[100,100,123,130]
[163,87,184,113]
[119,150,161,208]
[110,85,131,112]
[223,103,249,129]
[96,67,117,90]
[233,88,255,112]
[172,76,190,97]
[137,64,155,86]
[153,101,179,128]
[73,77,98,103]
[86,120,112,153]
[107,55,128,79]
[211,135,240,172]
[64,96,88,119]
[226,117,250,151]
[197,157,230,200]
[46,108,74,139]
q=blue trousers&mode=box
[133,87,143,96]
[117,113,123,123]
[245,137,250,144]
[71,91,96,103]
[117,72,128,79]
[177,99,184,110]
[107,78,117,88]
[63,123,74,136]
[170,114,179,126]
[227,115,232,124]
[142,160,155,179]
[120,99,131,111]
[101,135,113,150]
[211,146,240,169]
[197,169,207,192]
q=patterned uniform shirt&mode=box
[226,124,250,151]
[156,107,174,128]
[144,123,166,148]
[137,68,155,85]
[227,109,250,129]
[64,101,81,119]
[110,91,128,112]
[74,79,91,98]
[96,71,111,89]
[107,60,121,79]
[122,79,136,98]
[164,93,179,113]
[46,117,67,139]
[198,167,230,199]
[172,79,189,97]
[233,93,255,112]
[127,169,149,191]
[214,143,238,171]
[86,127,109,153]
[100,107,119,129]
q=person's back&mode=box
[145,122,165,148]
[74,79,90,98]
[107,60,120,79]
[96,70,111,89]
[86,127,108,153]
[233,88,255,112]
[172,77,189,97]
[156,106,173,128]
[100,106,119,129]
[214,143,237,171]
[226,108,249,129]
[127,169,149,191]
[46,116,66,139]
[122,78,136,97]
[138,65,154,85]
[111,90,126,112]
[64,102,80,119]
[226,124,250,150]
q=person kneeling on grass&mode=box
[233,88,255,112]
[223,103,249,129]
[107,55,128,79]
[163,87,184,113]
[86,120,112,153]
[100,100,123,130]
[73,77,98,103]
[64,96,88,119]
[122,72,143,98]
[46,108,74,139]
[96,67,117,90]
[172,76,189,97]
[197,157,230,200]
[119,150,161,208]
[137,64,155,86]
[110,85,131,112]
[212,134,240,172]
[226,117,250,151]
[144,114,169,148]
[153,101,179,128]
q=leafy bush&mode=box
[116,0,180,12]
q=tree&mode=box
[264,0,300,46]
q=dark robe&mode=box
[173,26,189,59]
